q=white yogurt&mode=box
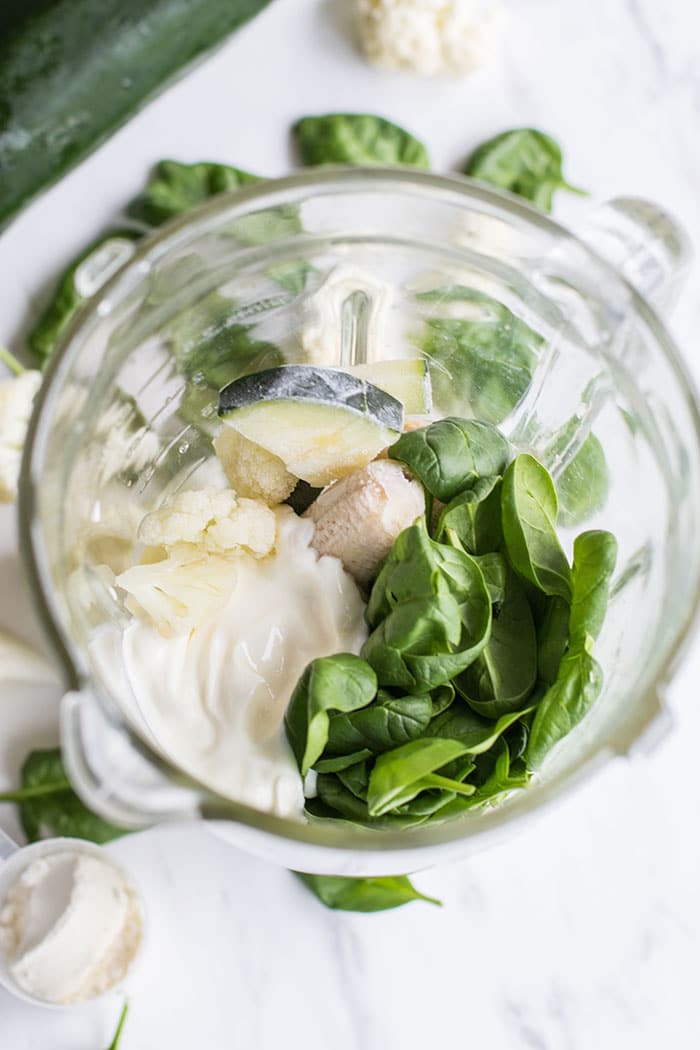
[102,507,368,818]
[0,850,142,1005]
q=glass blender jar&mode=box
[19,170,700,876]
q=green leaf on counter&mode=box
[106,1002,129,1050]
[295,872,441,912]
[464,128,585,212]
[0,748,130,845]
[128,159,262,226]
[294,113,430,168]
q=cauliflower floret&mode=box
[116,552,239,637]
[213,427,296,505]
[138,487,276,558]
[0,370,42,503]
[354,0,504,77]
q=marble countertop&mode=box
[2,0,700,1046]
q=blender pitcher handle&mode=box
[576,197,693,315]
[60,690,200,830]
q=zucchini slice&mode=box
[218,365,404,486]
[346,359,432,415]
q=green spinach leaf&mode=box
[415,288,541,423]
[128,159,261,226]
[295,873,440,912]
[294,113,430,168]
[471,552,507,606]
[526,645,603,769]
[29,231,141,363]
[568,530,618,646]
[457,569,537,716]
[436,475,503,553]
[548,419,610,527]
[464,128,584,212]
[362,519,492,691]
[537,595,570,686]
[367,738,476,816]
[285,655,377,776]
[526,530,616,767]
[425,703,530,754]
[389,417,511,503]
[325,692,433,756]
[501,454,572,601]
[0,749,130,844]
[106,1002,129,1050]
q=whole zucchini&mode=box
[0,0,274,230]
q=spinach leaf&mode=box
[437,739,530,817]
[106,1002,129,1050]
[367,738,476,816]
[294,113,430,168]
[471,552,507,606]
[325,692,433,756]
[0,749,130,845]
[415,289,540,423]
[526,530,616,767]
[431,683,456,718]
[526,645,603,769]
[568,530,618,646]
[436,476,503,553]
[389,417,511,503]
[501,454,572,601]
[28,231,141,363]
[337,759,371,800]
[537,595,570,686]
[285,655,377,776]
[295,873,440,912]
[464,128,584,212]
[313,750,374,773]
[425,703,530,754]
[457,569,537,716]
[548,418,610,527]
[128,159,261,226]
[362,519,492,691]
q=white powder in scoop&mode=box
[0,850,142,1004]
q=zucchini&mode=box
[346,360,432,416]
[0,0,274,229]
[218,365,404,486]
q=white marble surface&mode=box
[2,0,700,1045]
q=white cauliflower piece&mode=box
[116,553,239,637]
[213,427,296,505]
[138,487,276,558]
[306,459,425,586]
[0,370,42,503]
[355,0,504,77]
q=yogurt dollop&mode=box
[107,507,368,818]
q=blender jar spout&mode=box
[576,197,693,314]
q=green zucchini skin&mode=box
[218,365,405,433]
[0,0,274,230]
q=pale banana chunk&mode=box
[305,459,425,586]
